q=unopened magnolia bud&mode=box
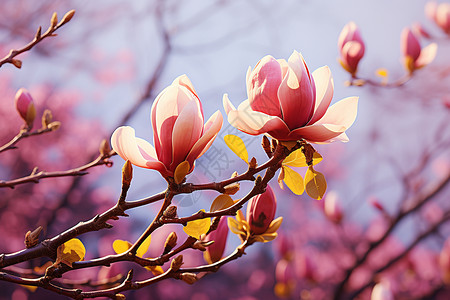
[15,88,36,128]
[122,160,133,186]
[170,255,183,271]
[249,157,257,169]
[12,59,22,69]
[24,226,43,248]
[99,139,111,156]
[41,109,53,128]
[48,121,61,131]
[163,232,177,254]
[223,182,240,195]
[262,135,271,152]
[115,294,126,300]
[60,10,75,25]
[50,12,58,28]
[180,273,197,285]
[247,185,277,235]
[163,206,177,219]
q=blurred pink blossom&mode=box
[426,2,450,34]
[111,75,223,178]
[223,51,358,143]
[338,22,365,75]
[371,280,394,300]
[323,191,344,223]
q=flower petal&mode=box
[111,126,168,173]
[186,110,223,163]
[278,51,315,129]
[226,97,290,137]
[287,123,347,143]
[416,43,437,68]
[308,66,334,125]
[315,96,359,129]
[171,100,204,170]
[247,55,283,118]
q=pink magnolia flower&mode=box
[338,22,365,75]
[400,27,437,74]
[371,281,394,300]
[426,2,450,34]
[15,88,36,128]
[323,191,343,223]
[439,238,450,284]
[247,185,277,235]
[223,51,358,143]
[111,75,223,178]
[204,216,229,264]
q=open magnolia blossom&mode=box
[223,51,358,143]
[400,27,437,74]
[111,75,223,178]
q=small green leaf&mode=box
[174,161,190,184]
[183,210,211,240]
[304,166,327,200]
[224,134,248,163]
[210,194,234,212]
[282,166,304,195]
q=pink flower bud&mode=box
[275,259,294,284]
[247,185,277,235]
[371,281,394,300]
[338,22,365,75]
[439,238,450,284]
[111,75,223,178]
[323,191,343,223]
[14,88,36,128]
[204,217,228,264]
[401,27,437,73]
[275,233,293,259]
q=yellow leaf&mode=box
[57,238,86,267]
[283,149,322,167]
[145,265,164,276]
[258,232,278,243]
[183,210,211,240]
[210,194,234,212]
[21,285,38,292]
[112,239,132,254]
[265,217,283,234]
[375,68,389,77]
[304,166,327,200]
[224,134,248,163]
[227,217,246,236]
[282,166,304,195]
[137,235,152,258]
[174,161,190,184]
